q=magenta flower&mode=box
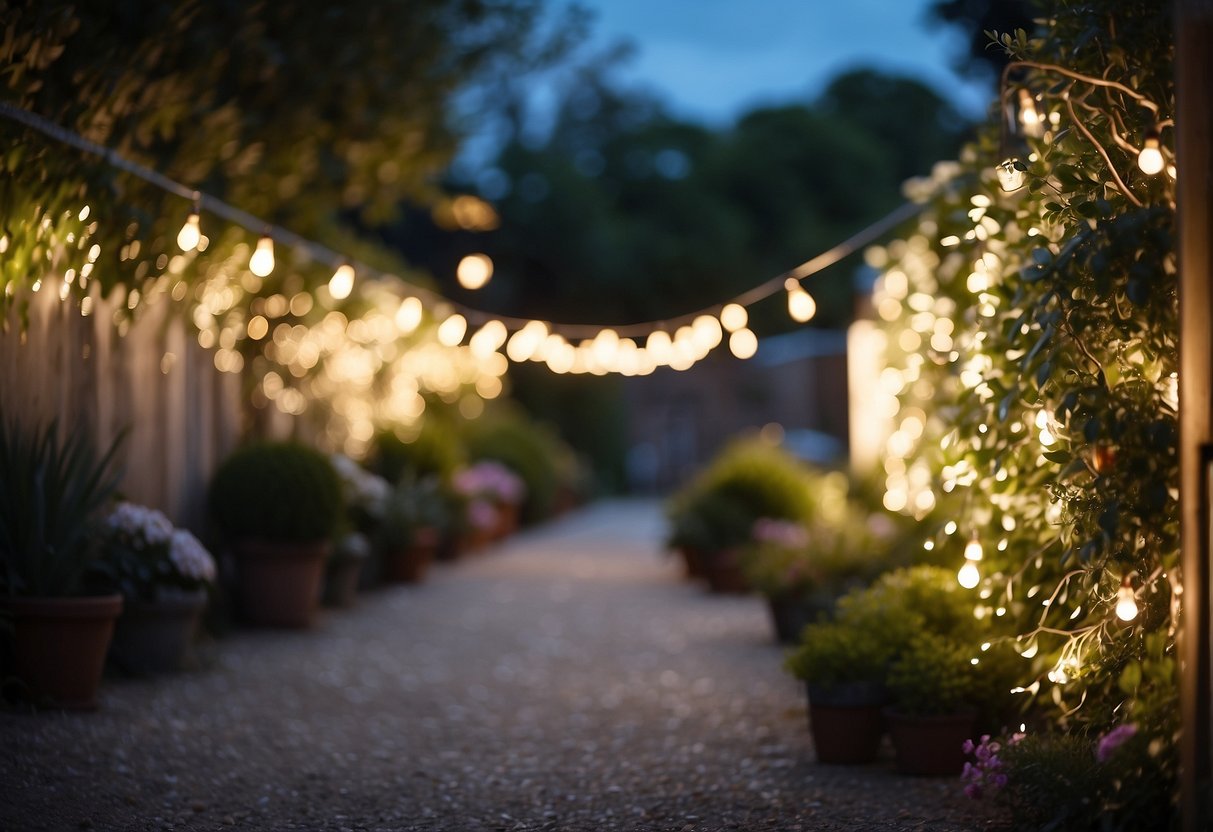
[961,735,1006,800]
[1095,723,1138,763]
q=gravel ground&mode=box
[1,500,1007,831]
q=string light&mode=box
[1017,88,1043,138]
[958,534,983,589]
[996,158,1027,192]
[1115,576,1139,622]
[395,296,423,333]
[720,303,748,333]
[1137,129,1165,175]
[785,278,817,323]
[176,210,201,252]
[728,327,758,360]
[328,263,355,300]
[249,235,275,277]
[456,253,493,290]
[437,313,468,346]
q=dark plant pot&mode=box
[381,533,437,584]
[235,540,330,628]
[703,551,749,594]
[678,547,706,580]
[806,682,887,765]
[3,594,123,710]
[109,588,207,674]
[494,502,520,540]
[767,593,833,643]
[323,556,365,608]
[462,527,494,554]
[885,708,978,776]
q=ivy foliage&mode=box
[870,0,1177,820]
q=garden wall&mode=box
[0,286,242,528]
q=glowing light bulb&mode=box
[470,320,508,358]
[996,158,1027,193]
[1138,131,1164,175]
[457,253,493,290]
[957,560,981,589]
[1116,579,1139,621]
[691,314,723,351]
[964,536,984,562]
[437,313,467,346]
[176,213,201,251]
[328,264,355,300]
[249,236,275,277]
[785,278,817,323]
[728,327,758,360]
[720,303,748,332]
[1017,89,1043,137]
[396,296,423,333]
[646,330,673,365]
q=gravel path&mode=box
[2,500,1005,831]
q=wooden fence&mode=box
[0,285,244,528]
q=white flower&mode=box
[104,501,174,548]
[169,529,216,584]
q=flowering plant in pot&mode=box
[453,460,526,540]
[0,417,125,709]
[209,441,342,628]
[377,475,448,583]
[98,502,216,673]
[328,454,390,598]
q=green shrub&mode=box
[0,418,125,597]
[463,413,567,523]
[209,441,342,544]
[665,439,814,552]
[785,619,892,687]
[377,474,450,551]
[888,632,977,716]
[370,421,464,484]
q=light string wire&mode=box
[0,100,927,340]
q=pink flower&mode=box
[751,518,809,548]
[961,735,1007,801]
[1095,723,1138,763]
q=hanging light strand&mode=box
[0,100,925,342]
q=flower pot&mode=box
[323,555,365,608]
[234,539,330,628]
[885,708,978,776]
[3,594,123,710]
[381,528,438,584]
[678,547,706,580]
[108,588,207,674]
[806,682,887,765]
[767,593,832,643]
[702,551,749,594]
[494,501,520,540]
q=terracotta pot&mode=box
[381,530,438,584]
[806,682,887,765]
[323,556,365,608]
[234,539,330,628]
[702,550,749,594]
[767,593,832,644]
[109,588,208,674]
[494,502,520,540]
[3,594,123,709]
[678,547,706,580]
[885,708,978,776]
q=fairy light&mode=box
[1137,129,1164,175]
[456,253,493,290]
[395,296,423,334]
[249,235,275,277]
[436,313,467,346]
[728,327,758,360]
[996,159,1027,192]
[958,534,983,589]
[1116,576,1139,622]
[176,211,201,252]
[1018,88,1043,137]
[328,263,355,300]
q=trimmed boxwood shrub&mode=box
[209,441,342,543]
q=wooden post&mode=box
[1177,1,1213,829]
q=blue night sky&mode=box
[567,0,994,123]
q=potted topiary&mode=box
[0,418,125,709]
[99,501,216,673]
[209,441,341,628]
[785,620,893,764]
[885,632,981,776]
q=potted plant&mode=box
[885,632,981,776]
[329,454,390,597]
[0,418,125,709]
[324,532,370,607]
[209,441,342,628]
[99,501,216,673]
[453,460,526,541]
[785,620,893,764]
[377,475,447,583]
